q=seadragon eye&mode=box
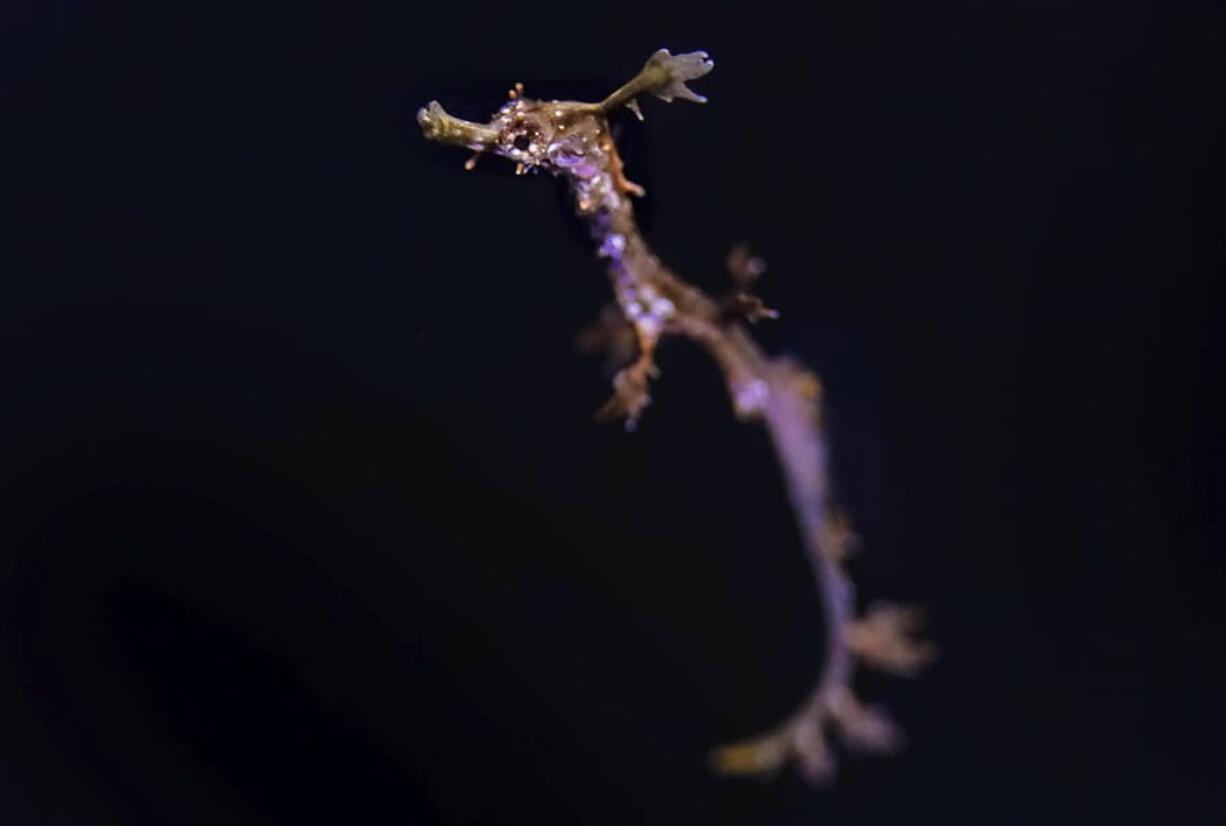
[512,133,531,152]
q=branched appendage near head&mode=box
[419,48,934,784]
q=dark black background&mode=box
[4,1,1224,823]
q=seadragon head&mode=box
[418,48,714,179]
[491,96,609,176]
[417,95,598,174]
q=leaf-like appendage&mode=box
[643,48,715,104]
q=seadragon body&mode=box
[418,49,932,784]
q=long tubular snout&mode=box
[416,101,499,150]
